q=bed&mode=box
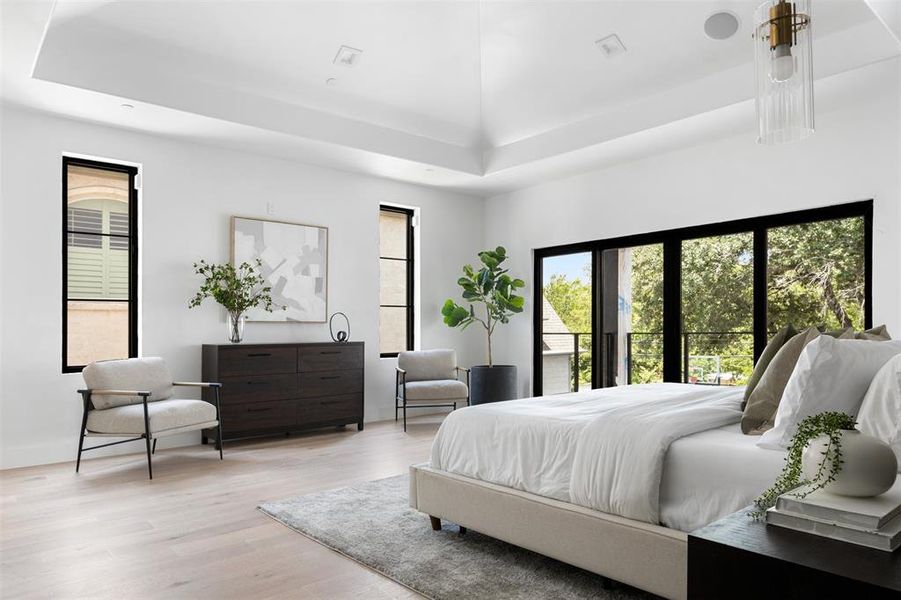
[409,383,786,599]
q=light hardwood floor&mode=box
[1,416,447,599]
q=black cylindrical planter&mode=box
[470,365,518,405]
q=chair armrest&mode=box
[172,381,222,388]
[455,367,470,374]
[396,367,406,375]
[81,389,152,397]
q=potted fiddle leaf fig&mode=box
[442,246,525,404]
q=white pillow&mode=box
[757,336,901,449]
[856,354,901,472]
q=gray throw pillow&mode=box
[857,325,892,341]
[741,327,820,435]
[742,324,796,410]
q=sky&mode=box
[542,252,591,285]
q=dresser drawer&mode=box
[298,370,363,398]
[299,394,360,423]
[222,401,297,431]
[220,373,297,404]
[218,346,297,376]
[298,344,363,372]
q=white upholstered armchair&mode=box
[77,357,223,479]
[395,349,469,432]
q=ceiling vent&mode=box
[333,45,363,68]
[595,34,627,58]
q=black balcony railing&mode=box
[542,331,754,392]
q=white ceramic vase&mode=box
[802,429,898,497]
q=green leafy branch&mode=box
[189,259,283,316]
[750,411,856,519]
[441,246,525,367]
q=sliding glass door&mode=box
[539,252,593,394]
[681,233,754,386]
[532,201,872,396]
[600,244,664,386]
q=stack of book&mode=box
[766,478,901,552]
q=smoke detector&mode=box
[333,45,363,67]
[595,34,627,58]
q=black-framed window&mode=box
[379,205,414,357]
[534,200,873,395]
[63,156,139,373]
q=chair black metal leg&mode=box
[145,436,153,480]
[217,424,224,460]
[403,403,407,432]
[76,392,90,473]
[142,399,153,480]
[152,438,158,454]
[395,403,398,422]
[76,431,86,473]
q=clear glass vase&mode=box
[227,312,246,343]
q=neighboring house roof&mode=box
[542,297,575,354]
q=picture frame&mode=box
[230,216,328,322]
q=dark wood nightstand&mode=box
[688,508,901,599]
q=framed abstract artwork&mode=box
[231,216,328,322]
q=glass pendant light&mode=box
[753,0,814,144]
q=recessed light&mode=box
[704,11,740,40]
[120,103,134,109]
[333,45,363,68]
[595,34,627,59]
[325,78,338,86]
[425,168,434,172]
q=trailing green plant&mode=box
[750,411,857,519]
[189,259,281,317]
[441,247,525,367]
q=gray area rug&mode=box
[259,474,657,599]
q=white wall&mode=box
[0,105,485,469]
[485,62,901,396]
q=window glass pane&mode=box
[66,300,129,366]
[541,252,592,394]
[767,217,865,331]
[379,210,408,259]
[379,259,407,306]
[379,306,408,355]
[681,233,754,386]
[67,236,129,300]
[608,244,664,385]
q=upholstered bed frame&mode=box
[409,463,687,600]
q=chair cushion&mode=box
[87,399,216,435]
[83,357,174,410]
[398,349,457,382]
[404,379,468,402]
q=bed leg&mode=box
[459,526,467,535]
[600,576,614,590]
[429,516,441,531]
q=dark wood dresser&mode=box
[201,342,364,445]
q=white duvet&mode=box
[430,383,745,527]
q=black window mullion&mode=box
[662,238,682,383]
[752,228,768,362]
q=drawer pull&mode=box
[320,375,341,380]
[319,351,341,355]
[247,352,272,357]
[246,407,271,413]
[245,381,267,386]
